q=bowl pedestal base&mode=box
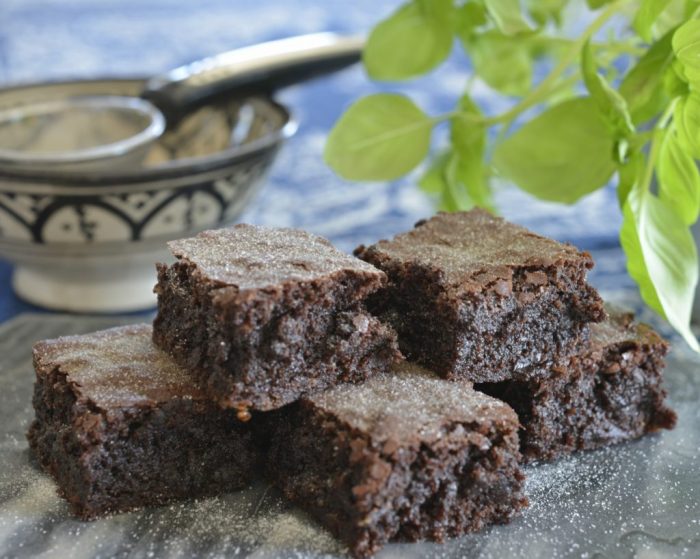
[12,256,162,313]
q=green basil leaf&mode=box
[620,30,675,124]
[483,0,532,36]
[444,153,476,211]
[528,36,572,60]
[439,168,463,210]
[656,0,697,40]
[444,96,495,211]
[634,0,670,42]
[664,58,691,98]
[452,94,485,151]
[454,154,495,210]
[451,114,495,211]
[684,0,700,15]
[455,2,489,40]
[419,151,451,195]
[418,149,478,212]
[617,151,645,209]
[525,0,569,27]
[673,18,700,74]
[466,30,533,96]
[684,65,700,86]
[620,192,664,315]
[416,0,453,19]
[673,42,700,87]
[493,97,616,203]
[586,0,615,8]
[421,95,492,211]
[324,94,434,181]
[674,92,700,158]
[581,40,635,138]
[658,129,700,224]
[439,185,461,212]
[363,1,454,81]
[621,188,699,351]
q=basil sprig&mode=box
[324,0,700,350]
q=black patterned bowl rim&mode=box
[0,77,297,186]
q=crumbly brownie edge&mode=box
[355,212,606,324]
[476,329,677,462]
[356,247,599,382]
[153,260,401,412]
[27,362,259,519]
[265,400,527,558]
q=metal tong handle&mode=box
[142,32,365,121]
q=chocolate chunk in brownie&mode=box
[476,309,677,462]
[265,363,527,558]
[27,324,259,519]
[355,210,605,383]
[153,225,401,413]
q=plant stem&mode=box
[438,0,639,156]
[530,36,645,59]
[483,0,631,126]
[489,71,584,145]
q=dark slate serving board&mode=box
[1,313,698,558]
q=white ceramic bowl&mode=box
[0,78,296,312]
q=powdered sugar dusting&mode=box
[33,324,204,408]
[309,362,516,442]
[365,210,587,287]
[168,224,381,291]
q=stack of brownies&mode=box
[27,210,676,558]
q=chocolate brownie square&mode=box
[477,309,677,462]
[153,225,400,414]
[355,210,605,383]
[27,324,259,519]
[266,363,527,558]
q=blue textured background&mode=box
[0,0,635,323]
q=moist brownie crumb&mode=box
[265,362,527,558]
[27,324,259,519]
[355,210,605,382]
[476,308,677,461]
[153,224,401,412]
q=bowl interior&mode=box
[0,78,293,180]
[0,98,156,155]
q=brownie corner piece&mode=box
[266,362,527,557]
[153,224,401,412]
[588,307,677,434]
[27,324,258,519]
[477,307,677,462]
[355,210,605,382]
